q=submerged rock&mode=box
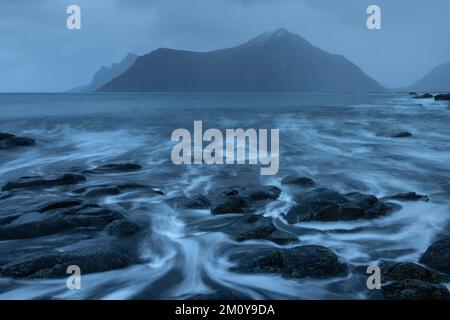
[383,279,449,300]
[281,175,315,187]
[286,188,395,223]
[383,192,429,202]
[234,216,297,245]
[106,219,140,236]
[84,163,142,174]
[414,93,434,99]
[0,132,35,149]
[391,131,412,138]
[0,243,136,279]
[2,174,86,191]
[182,195,211,209]
[234,245,347,279]
[419,237,450,274]
[209,186,280,215]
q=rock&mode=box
[209,186,280,215]
[281,175,315,187]
[382,262,439,282]
[38,199,83,213]
[414,93,434,99]
[84,163,142,174]
[0,132,14,140]
[2,174,86,191]
[0,243,136,279]
[106,219,140,236]
[0,132,35,149]
[182,195,211,209]
[419,237,450,274]
[226,215,297,244]
[409,92,417,95]
[391,132,412,138]
[383,279,449,300]
[435,93,450,101]
[247,186,281,201]
[383,192,429,202]
[210,194,250,215]
[0,203,124,240]
[234,245,347,279]
[286,188,397,223]
[344,192,378,209]
[85,186,121,198]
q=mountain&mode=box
[98,29,383,92]
[71,53,137,92]
[408,62,450,92]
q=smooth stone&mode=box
[2,174,86,191]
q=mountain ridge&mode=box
[98,29,384,93]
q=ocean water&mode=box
[0,92,449,299]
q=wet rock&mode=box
[234,245,347,279]
[383,279,449,300]
[2,174,86,191]
[38,199,83,213]
[419,237,450,274]
[281,175,315,187]
[85,186,121,198]
[84,163,142,174]
[0,132,14,140]
[209,186,280,215]
[383,192,429,202]
[414,93,433,99]
[382,262,439,282]
[0,243,136,279]
[391,131,412,138]
[0,203,124,240]
[210,194,250,215]
[247,186,281,201]
[0,132,35,149]
[182,195,211,209]
[286,188,398,223]
[344,192,378,209]
[435,93,450,101]
[409,92,417,95]
[106,219,140,236]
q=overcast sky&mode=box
[0,0,449,92]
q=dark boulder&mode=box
[0,243,136,279]
[281,175,315,187]
[419,237,450,274]
[382,262,439,282]
[383,279,449,300]
[234,245,347,279]
[286,188,394,223]
[435,93,450,101]
[2,174,86,191]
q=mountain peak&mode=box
[244,28,307,47]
